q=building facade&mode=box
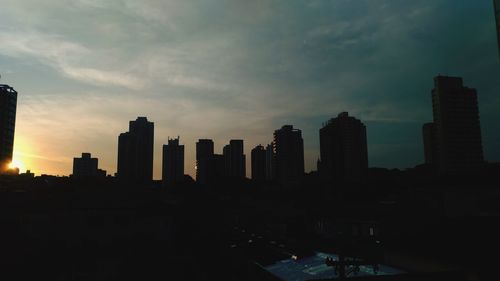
[210,154,226,184]
[196,139,214,183]
[273,125,304,185]
[223,140,246,180]
[162,137,184,185]
[251,145,266,181]
[265,143,275,181]
[0,84,17,174]
[73,153,106,179]
[424,76,484,174]
[117,117,154,183]
[319,112,368,184]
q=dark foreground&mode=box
[1,170,500,281]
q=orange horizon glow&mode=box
[11,136,35,174]
[8,159,25,172]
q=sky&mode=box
[0,0,499,179]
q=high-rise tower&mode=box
[424,76,484,174]
[251,144,266,181]
[117,117,154,183]
[0,84,17,174]
[196,139,214,182]
[265,143,275,181]
[273,125,304,185]
[319,112,368,184]
[223,140,246,179]
[162,137,184,185]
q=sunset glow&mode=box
[8,158,25,172]
[10,136,36,174]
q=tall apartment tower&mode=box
[251,145,266,181]
[424,76,484,174]
[117,117,154,183]
[196,139,214,182]
[266,143,276,181]
[273,125,305,185]
[162,137,184,185]
[494,0,500,57]
[223,140,246,179]
[265,143,275,181]
[0,84,17,174]
[223,144,231,178]
[319,112,368,184]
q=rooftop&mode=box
[0,84,17,94]
[263,252,405,280]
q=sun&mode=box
[8,159,25,172]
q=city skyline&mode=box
[1,0,499,179]
[1,2,500,280]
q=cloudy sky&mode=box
[1,0,499,178]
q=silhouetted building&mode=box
[196,139,214,182]
[73,153,98,179]
[495,0,500,56]
[117,132,135,179]
[265,143,276,181]
[20,169,35,178]
[195,139,227,185]
[223,140,246,179]
[274,125,304,185]
[251,145,266,181]
[196,159,210,185]
[117,117,154,183]
[319,112,368,184]
[222,144,230,178]
[210,154,226,183]
[0,84,17,174]
[162,137,184,185]
[424,76,484,174]
[197,156,225,185]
